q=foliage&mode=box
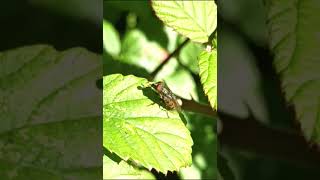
[199,49,217,109]
[265,0,320,144]
[103,155,155,179]
[0,45,101,179]
[218,0,320,179]
[103,0,217,179]
[1,0,319,179]
[103,74,193,174]
[151,1,217,43]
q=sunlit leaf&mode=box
[103,20,121,57]
[103,155,155,179]
[118,29,166,73]
[151,1,217,43]
[199,49,217,109]
[103,74,193,174]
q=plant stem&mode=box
[181,98,217,117]
[219,111,320,168]
[181,97,320,168]
[149,39,190,80]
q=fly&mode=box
[151,81,182,111]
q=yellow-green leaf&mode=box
[199,49,217,109]
[103,74,193,174]
[151,1,217,43]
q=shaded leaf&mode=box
[0,45,101,179]
[179,42,202,74]
[266,0,320,143]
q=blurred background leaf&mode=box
[179,112,217,179]
[0,45,101,179]
[103,20,121,57]
[265,0,320,145]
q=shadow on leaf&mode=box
[138,85,188,124]
[104,147,122,163]
[137,85,166,110]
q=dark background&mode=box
[0,0,101,53]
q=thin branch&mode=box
[181,98,217,117]
[149,39,190,80]
[180,97,320,167]
[218,111,320,168]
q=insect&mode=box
[150,81,182,111]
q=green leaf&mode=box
[266,0,320,143]
[104,1,171,49]
[199,49,217,109]
[0,45,101,179]
[151,1,217,43]
[103,155,155,179]
[179,112,217,180]
[155,58,198,101]
[117,29,198,100]
[118,29,166,73]
[179,42,202,74]
[103,74,193,174]
[103,19,121,57]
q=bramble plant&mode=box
[103,1,217,179]
[1,0,319,179]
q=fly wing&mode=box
[152,81,182,111]
[162,82,182,111]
